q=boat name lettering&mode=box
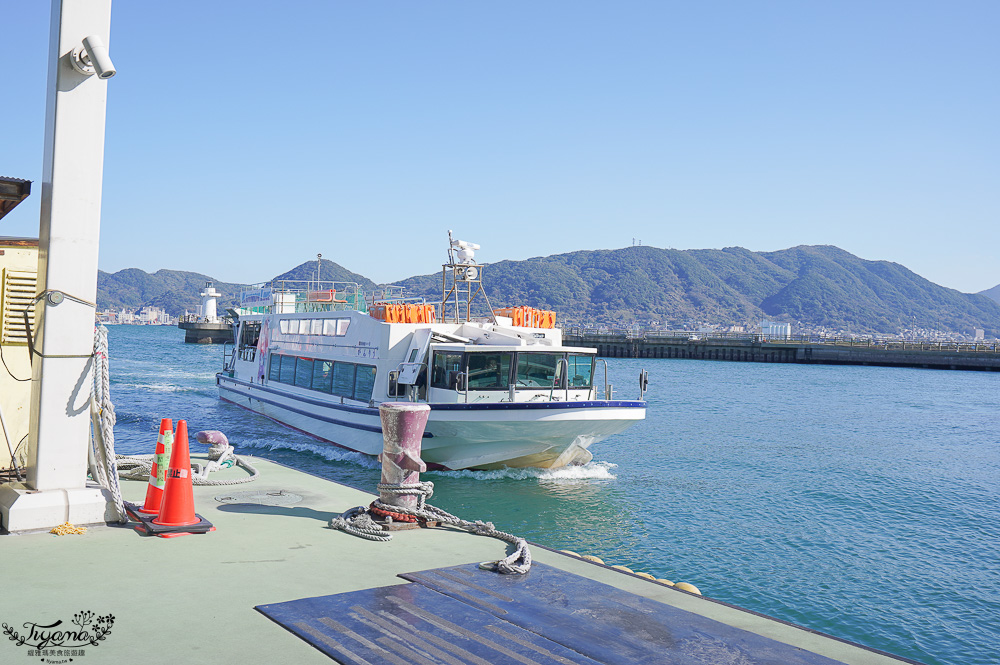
[2,611,115,650]
[357,347,377,358]
[240,287,272,306]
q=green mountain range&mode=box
[96,245,1000,337]
[979,283,1000,305]
[96,268,247,317]
[398,245,1000,335]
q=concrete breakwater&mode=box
[178,320,233,344]
[563,330,1000,372]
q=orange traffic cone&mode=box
[144,420,214,537]
[135,418,173,515]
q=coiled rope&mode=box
[115,446,259,486]
[330,480,532,575]
[90,325,127,523]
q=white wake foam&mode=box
[243,438,381,469]
[236,437,616,480]
[115,382,195,393]
[427,460,618,482]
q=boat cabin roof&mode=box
[432,344,594,354]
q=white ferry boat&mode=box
[217,236,646,469]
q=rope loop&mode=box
[329,480,532,574]
[90,325,127,523]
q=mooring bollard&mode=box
[378,402,430,510]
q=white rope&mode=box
[329,506,393,542]
[115,450,260,486]
[330,480,532,574]
[91,325,127,523]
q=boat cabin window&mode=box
[268,353,376,402]
[516,352,560,388]
[238,321,261,361]
[239,321,260,347]
[312,360,333,393]
[333,362,355,397]
[431,352,464,389]
[323,319,350,336]
[467,352,513,390]
[279,354,297,383]
[429,351,594,391]
[515,352,595,389]
[354,365,377,402]
[294,358,314,388]
[566,353,595,387]
[275,317,351,337]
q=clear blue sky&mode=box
[3,1,998,292]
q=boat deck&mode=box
[2,457,918,664]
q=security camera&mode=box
[71,35,116,79]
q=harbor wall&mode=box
[178,321,233,344]
[563,332,1000,372]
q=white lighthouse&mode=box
[200,281,221,322]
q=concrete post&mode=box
[377,403,429,510]
[0,0,116,532]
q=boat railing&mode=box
[368,285,411,305]
[222,341,235,373]
[241,280,366,314]
[549,358,569,402]
[597,359,611,400]
[455,371,469,403]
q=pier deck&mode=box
[2,457,919,664]
[566,330,1000,371]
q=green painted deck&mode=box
[2,457,915,664]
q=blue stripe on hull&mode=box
[218,376,399,436]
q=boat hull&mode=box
[217,374,644,470]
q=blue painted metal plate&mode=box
[399,562,850,665]
[256,581,604,665]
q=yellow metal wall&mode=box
[0,240,38,472]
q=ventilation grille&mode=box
[1,269,37,345]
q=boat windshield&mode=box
[516,352,594,388]
[430,350,595,390]
[467,352,513,390]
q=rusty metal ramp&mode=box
[256,578,602,665]
[257,561,853,664]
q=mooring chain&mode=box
[330,480,532,574]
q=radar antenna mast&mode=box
[440,231,496,324]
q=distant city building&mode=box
[136,306,172,325]
[974,328,985,341]
[760,320,791,339]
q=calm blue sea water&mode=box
[107,325,999,665]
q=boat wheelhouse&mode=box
[217,236,646,469]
